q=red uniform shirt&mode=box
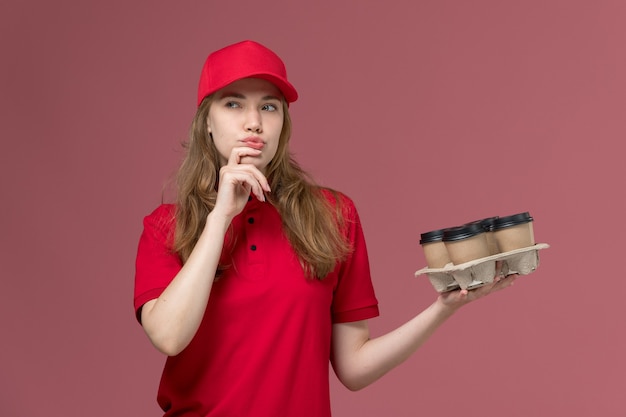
[134,191,379,417]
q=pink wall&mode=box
[1,1,624,416]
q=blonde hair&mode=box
[173,97,351,279]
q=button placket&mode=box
[245,207,262,263]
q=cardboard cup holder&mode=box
[415,243,550,292]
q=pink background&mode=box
[1,1,624,416]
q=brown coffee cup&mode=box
[419,229,451,269]
[442,224,491,265]
[492,212,535,252]
[465,216,500,255]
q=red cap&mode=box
[197,40,298,107]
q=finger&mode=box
[236,165,270,195]
[223,170,266,202]
[502,273,518,287]
[225,148,271,193]
[488,274,517,293]
[227,146,262,166]
[495,260,504,277]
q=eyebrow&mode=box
[218,92,282,101]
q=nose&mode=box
[244,109,262,133]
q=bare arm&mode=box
[140,212,229,356]
[140,147,271,356]
[331,274,517,391]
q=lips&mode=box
[241,137,265,150]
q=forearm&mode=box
[334,274,516,390]
[141,212,230,356]
[334,300,458,391]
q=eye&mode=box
[261,103,278,112]
[225,101,241,109]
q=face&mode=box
[206,78,284,174]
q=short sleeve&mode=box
[328,192,380,323]
[133,204,182,323]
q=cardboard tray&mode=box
[415,243,550,292]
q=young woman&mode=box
[134,40,516,417]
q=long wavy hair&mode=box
[173,95,351,279]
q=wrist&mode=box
[432,296,461,318]
[203,210,232,236]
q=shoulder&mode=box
[145,203,176,222]
[142,204,176,238]
[318,187,359,221]
[319,187,353,206]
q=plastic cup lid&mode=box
[419,228,446,244]
[493,212,533,229]
[442,223,485,242]
[465,216,499,232]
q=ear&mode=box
[205,113,212,132]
